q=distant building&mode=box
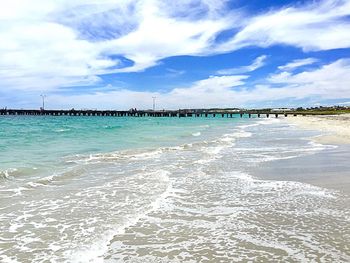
[271,108,292,112]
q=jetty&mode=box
[0,108,323,118]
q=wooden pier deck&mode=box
[0,109,309,118]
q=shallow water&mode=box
[0,116,349,262]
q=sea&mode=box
[0,115,349,262]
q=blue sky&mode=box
[1,0,350,109]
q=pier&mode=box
[0,109,308,118]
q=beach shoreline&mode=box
[248,144,350,195]
[245,114,350,195]
[286,114,350,145]
[1,115,349,261]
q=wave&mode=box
[65,126,252,166]
[15,117,335,194]
[9,118,335,197]
[65,169,172,263]
[19,127,249,191]
[25,166,90,190]
[103,125,123,129]
[100,168,344,262]
[0,168,18,180]
[54,128,71,133]
[0,167,38,181]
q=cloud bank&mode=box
[27,58,349,110]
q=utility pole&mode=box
[152,96,156,111]
[40,94,46,110]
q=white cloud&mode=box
[100,1,237,73]
[0,0,238,91]
[217,0,350,52]
[278,58,318,71]
[216,55,267,75]
[268,59,350,99]
[1,0,350,107]
[45,75,249,109]
[0,16,114,90]
[39,58,350,109]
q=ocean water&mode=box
[0,116,349,262]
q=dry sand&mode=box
[286,114,350,144]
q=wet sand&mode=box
[248,144,350,195]
[287,114,350,144]
[249,115,350,195]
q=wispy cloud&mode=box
[216,0,350,52]
[165,68,185,76]
[278,58,319,71]
[216,55,267,75]
[267,59,350,99]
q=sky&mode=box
[1,0,350,110]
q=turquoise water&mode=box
[0,116,239,171]
[0,116,349,262]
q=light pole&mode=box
[152,96,156,111]
[40,94,46,110]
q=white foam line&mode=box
[238,123,260,129]
[0,168,18,180]
[0,254,21,263]
[231,170,337,198]
[66,170,173,263]
[236,233,307,262]
[307,139,338,149]
[192,132,201,137]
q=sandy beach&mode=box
[287,114,350,144]
[246,114,350,195]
